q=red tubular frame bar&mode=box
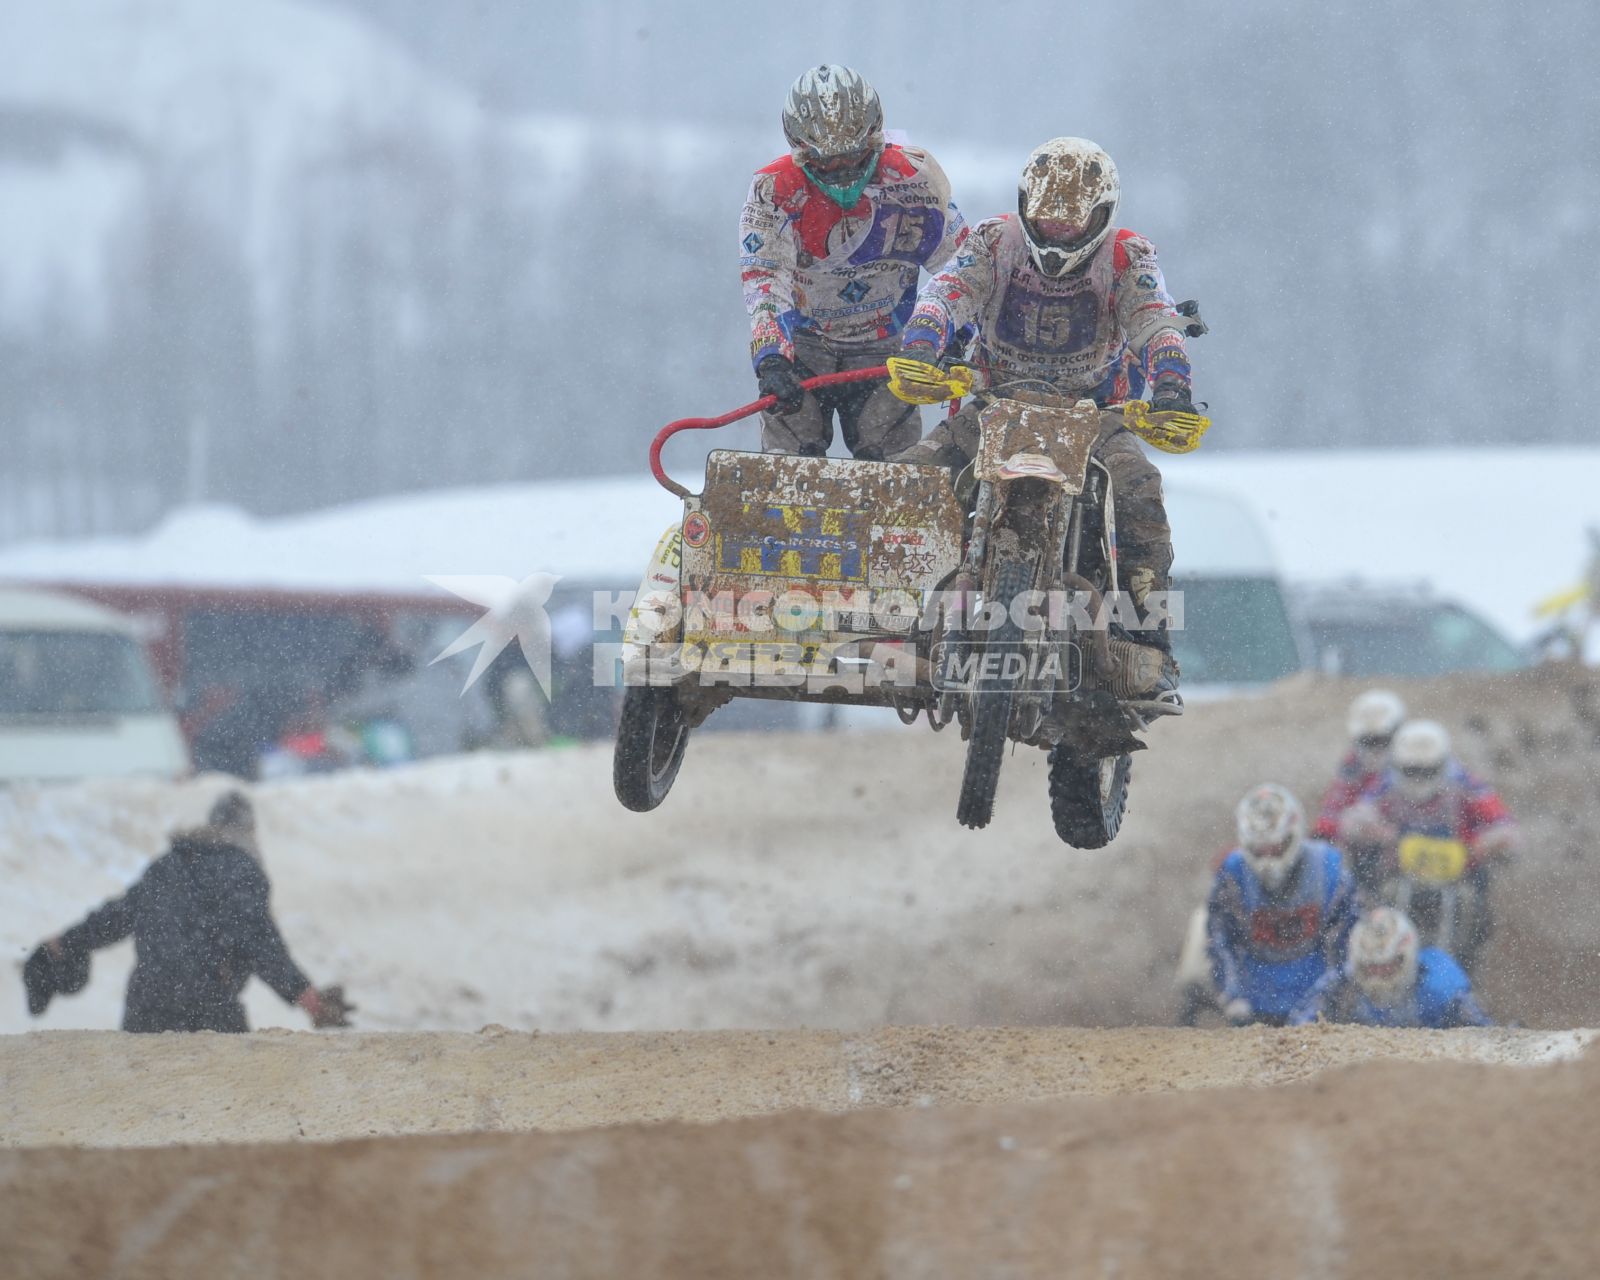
[648,366,890,498]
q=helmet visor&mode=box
[805,145,879,185]
[1359,956,1405,982]
[1355,955,1409,1002]
[1245,834,1296,861]
[1025,203,1111,251]
[1397,762,1443,801]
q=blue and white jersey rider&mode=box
[1207,784,1360,1024]
[1290,907,1494,1028]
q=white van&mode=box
[0,587,190,782]
[1162,484,1306,689]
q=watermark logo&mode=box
[427,577,1181,697]
[931,640,1081,694]
[427,573,561,695]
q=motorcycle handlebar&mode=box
[649,366,890,498]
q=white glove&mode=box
[1223,997,1253,1025]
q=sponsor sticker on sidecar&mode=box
[682,511,711,548]
[715,504,871,583]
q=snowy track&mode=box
[6,668,1600,1036]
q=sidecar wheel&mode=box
[614,686,690,812]
[1048,750,1131,848]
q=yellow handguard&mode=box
[1121,399,1212,455]
[886,357,976,406]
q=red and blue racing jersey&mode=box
[739,144,967,369]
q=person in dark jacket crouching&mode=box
[25,791,352,1032]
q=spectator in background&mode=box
[24,792,351,1033]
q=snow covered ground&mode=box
[6,667,1598,1038]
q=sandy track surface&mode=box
[4,1030,1598,1280]
[3,1024,1591,1148]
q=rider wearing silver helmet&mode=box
[738,65,967,460]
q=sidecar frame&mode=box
[621,449,966,711]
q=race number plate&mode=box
[1397,834,1468,885]
[973,395,1098,491]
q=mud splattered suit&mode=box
[895,215,1191,596]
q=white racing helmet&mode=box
[782,65,884,191]
[1017,137,1120,278]
[1349,907,1420,1006]
[1391,719,1451,802]
[1235,783,1306,893]
[1347,689,1405,772]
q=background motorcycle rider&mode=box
[1207,784,1361,1026]
[1313,688,1406,843]
[738,64,967,460]
[891,137,1195,693]
[1290,907,1494,1028]
[1338,718,1517,975]
[24,791,352,1033]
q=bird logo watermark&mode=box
[426,573,561,696]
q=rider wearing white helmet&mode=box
[891,137,1199,697]
[1206,784,1360,1026]
[1289,906,1493,1027]
[1390,718,1454,803]
[1338,718,1518,974]
[738,65,968,460]
[1350,906,1421,1004]
[1313,689,1406,840]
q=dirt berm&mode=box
[3,1027,1598,1280]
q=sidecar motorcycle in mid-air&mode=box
[613,359,1210,847]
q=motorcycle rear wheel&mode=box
[1048,749,1132,848]
[955,556,1031,829]
[613,686,690,812]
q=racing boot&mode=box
[1126,566,1181,715]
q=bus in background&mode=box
[0,587,189,783]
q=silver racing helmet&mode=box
[1017,137,1120,277]
[782,64,885,190]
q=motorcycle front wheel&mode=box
[955,556,1031,830]
[1047,749,1132,848]
[613,685,690,812]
